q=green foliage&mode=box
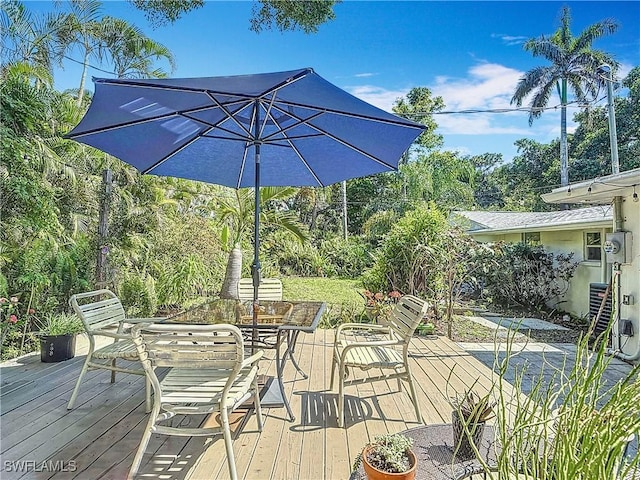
[511,5,619,186]
[128,0,204,27]
[250,0,339,33]
[362,203,448,297]
[156,254,210,306]
[118,272,158,317]
[35,312,84,336]
[392,86,445,154]
[571,66,640,179]
[481,242,578,314]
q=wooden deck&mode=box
[0,330,634,480]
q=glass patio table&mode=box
[163,298,326,422]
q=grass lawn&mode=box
[282,277,364,306]
[281,277,367,327]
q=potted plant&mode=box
[360,290,401,324]
[449,381,495,460]
[35,312,84,362]
[416,321,435,336]
[353,433,417,480]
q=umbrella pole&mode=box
[251,103,261,348]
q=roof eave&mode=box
[468,218,612,235]
[541,168,640,204]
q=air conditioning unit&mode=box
[589,283,612,340]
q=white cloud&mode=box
[432,62,522,111]
[354,72,376,78]
[491,33,528,46]
[344,85,410,112]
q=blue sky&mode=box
[32,1,640,163]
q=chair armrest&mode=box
[340,338,400,350]
[242,350,264,369]
[86,329,134,341]
[336,322,390,336]
[124,317,168,323]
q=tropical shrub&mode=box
[318,236,372,278]
[118,272,158,317]
[361,203,448,297]
[481,242,578,314]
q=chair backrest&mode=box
[69,289,126,332]
[387,295,430,342]
[237,278,283,301]
[131,323,244,371]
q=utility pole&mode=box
[598,64,619,175]
[341,180,348,240]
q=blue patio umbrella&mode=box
[65,68,425,306]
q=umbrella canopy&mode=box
[66,68,425,302]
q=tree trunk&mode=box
[560,79,569,187]
[219,246,243,299]
[77,48,89,107]
[96,169,112,289]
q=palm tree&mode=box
[217,187,307,299]
[0,0,65,80]
[511,6,618,187]
[56,0,104,106]
[100,17,175,78]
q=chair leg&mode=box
[253,379,263,431]
[329,351,337,390]
[406,372,423,424]
[127,409,157,480]
[67,354,92,409]
[221,408,238,480]
[337,363,346,428]
[111,359,117,383]
[144,376,152,413]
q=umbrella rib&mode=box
[66,102,231,139]
[140,125,216,175]
[204,92,254,141]
[269,104,396,170]
[259,106,322,186]
[273,98,424,130]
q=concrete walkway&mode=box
[465,313,569,333]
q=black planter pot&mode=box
[40,334,76,362]
[451,410,485,460]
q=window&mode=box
[522,232,541,244]
[585,232,602,261]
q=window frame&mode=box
[522,231,541,245]
[584,231,603,262]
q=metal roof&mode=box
[453,205,612,234]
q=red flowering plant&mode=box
[0,295,37,360]
[359,289,402,321]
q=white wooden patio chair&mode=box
[330,294,430,427]
[67,289,164,412]
[237,277,283,301]
[127,323,264,480]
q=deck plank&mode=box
[1,329,634,480]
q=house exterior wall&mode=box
[614,196,640,358]
[540,229,610,318]
[468,228,611,318]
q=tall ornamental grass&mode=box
[486,327,640,480]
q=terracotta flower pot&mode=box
[362,445,417,480]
